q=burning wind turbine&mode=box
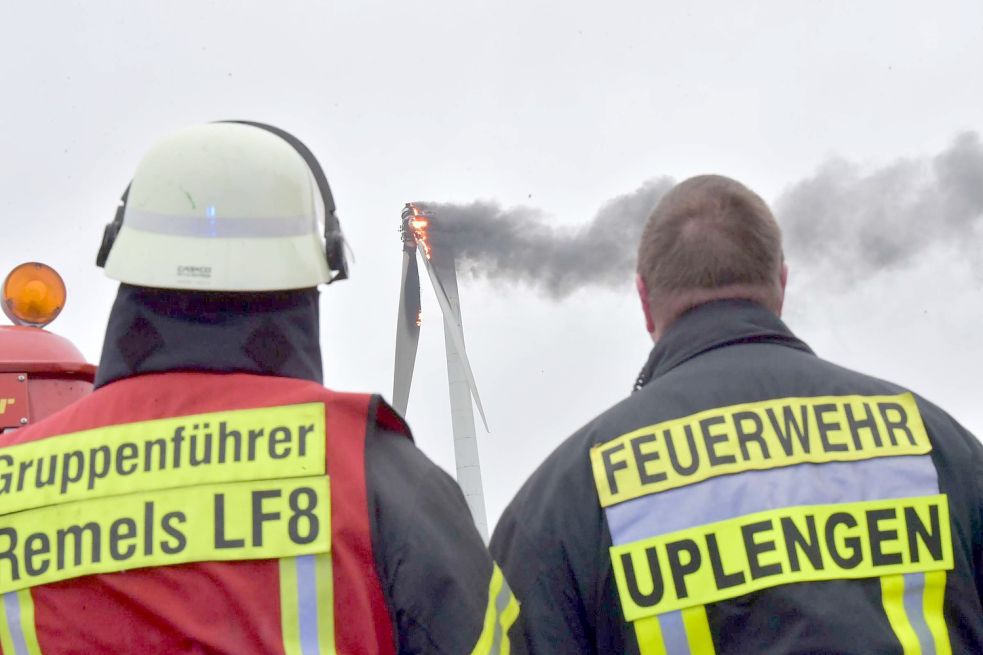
[393,203,491,540]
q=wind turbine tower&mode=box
[392,203,490,539]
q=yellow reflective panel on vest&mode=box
[591,394,930,508]
[0,403,327,515]
[0,475,330,594]
[611,495,952,621]
[279,553,335,655]
[0,589,41,655]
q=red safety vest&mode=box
[0,371,401,655]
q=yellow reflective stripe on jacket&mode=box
[634,615,667,655]
[635,606,715,655]
[882,574,921,654]
[680,606,714,654]
[0,590,41,655]
[471,564,520,655]
[881,572,952,655]
[279,553,336,655]
[923,571,952,654]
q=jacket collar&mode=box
[95,284,323,388]
[633,299,814,391]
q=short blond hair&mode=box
[637,175,783,304]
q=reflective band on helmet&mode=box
[611,495,953,621]
[0,475,331,594]
[124,209,317,238]
[591,393,930,507]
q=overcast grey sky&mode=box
[2,1,981,526]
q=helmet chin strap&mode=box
[219,120,348,282]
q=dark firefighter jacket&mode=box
[0,285,517,654]
[491,299,983,654]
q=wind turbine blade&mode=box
[392,249,421,415]
[419,245,490,431]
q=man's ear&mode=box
[776,262,789,316]
[636,274,656,335]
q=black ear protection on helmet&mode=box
[96,184,131,269]
[95,120,349,283]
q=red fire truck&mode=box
[0,262,95,432]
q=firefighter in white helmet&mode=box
[0,122,519,654]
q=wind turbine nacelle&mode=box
[401,202,435,259]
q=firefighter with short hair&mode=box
[0,122,518,654]
[491,174,983,653]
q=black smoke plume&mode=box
[420,132,982,296]
[425,177,674,298]
[776,131,983,282]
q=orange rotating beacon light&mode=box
[0,263,96,431]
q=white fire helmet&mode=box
[98,122,347,291]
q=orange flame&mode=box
[410,215,433,260]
